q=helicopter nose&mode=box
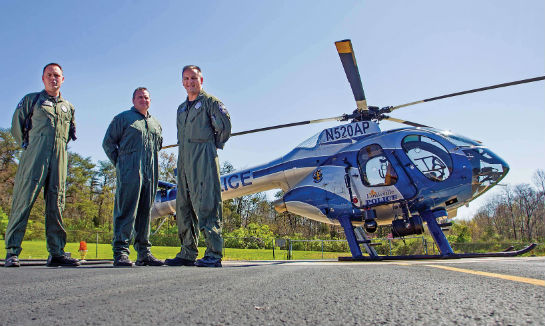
[462,147,509,197]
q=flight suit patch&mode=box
[218,103,229,116]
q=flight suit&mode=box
[175,90,231,260]
[5,90,76,257]
[102,107,162,259]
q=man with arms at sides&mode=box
[165,65,231,268]
[103,87,164,267]
[5,63,78,267]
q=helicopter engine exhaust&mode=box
[391,216,424,237]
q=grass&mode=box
[2,240,540,261]
[0,240,350,261]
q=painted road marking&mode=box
[425,264,545,287]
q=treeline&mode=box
[1,127,543,246]
[457,171,545,243]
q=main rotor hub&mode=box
[348,106,390,123]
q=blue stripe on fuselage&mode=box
[252,149,360,179]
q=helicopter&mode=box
[153,39,543,260]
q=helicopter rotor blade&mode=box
[383,116,430,128]
[390,76,545,112]
[231,115,345,136]
[161,115,347,149]
[335,39,368,112]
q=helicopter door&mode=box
[357,144,417,201]
[399,134,455,190]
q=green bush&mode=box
[0,207,7,240]
[224,223,275,249]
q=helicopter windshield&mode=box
[462,147,509,197]
[434,130,481,147]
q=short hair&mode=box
[182,65,202,76]
[132,87,149,99]
[43,63,63,74]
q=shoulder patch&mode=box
[218,102,229,116]
[17,99,23,108]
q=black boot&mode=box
[136,253,164,266]
[164,257,195,266]
[4,254,20,268]
[47,255,81,267]
[195,256,222,268]
[113,254,134,267]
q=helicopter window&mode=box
[462,147,507,197]
[296,131,321,148]
[402,135,452,182]
[357,144,398,186]
[438,131,481,147]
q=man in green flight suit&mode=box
[165,65,231,268]
[5,63,79,268]
[103,87,164,267]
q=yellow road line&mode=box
[425,264,545,287]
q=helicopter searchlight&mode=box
[156,39,543,260]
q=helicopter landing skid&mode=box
[337,243,537,261]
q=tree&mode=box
[533,169,545,240]
[514,184,539,241]
[465,170,545,243]
[501,185,519,241]
[0,207,8,240]
[159,151,177,183]
[64,152,97,229]
[93,160,116,229]
[0,129,19,213]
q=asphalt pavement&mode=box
[1,257,544,325]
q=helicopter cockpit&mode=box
[354,128,508,210]
[434,130,509,197]
[462,147,509,197]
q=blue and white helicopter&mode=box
[155,40,543,260]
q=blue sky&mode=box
[1,0,544,219]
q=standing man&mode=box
[5,63,78,267]
[165,65,231,268]
[103,87,164,267]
